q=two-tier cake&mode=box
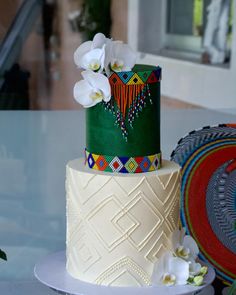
[65,33,204,287]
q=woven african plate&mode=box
[171,124,236,284]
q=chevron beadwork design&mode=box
[104,67,161,140]
[109,68,161,86]
[66,159,181,287]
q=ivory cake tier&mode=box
[66,159,181,287]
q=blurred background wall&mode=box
[0,0,235,111]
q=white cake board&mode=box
[34,251,215,295]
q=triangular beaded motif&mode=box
[146,71,158,83]
[109,73,124,85]
[103,83,153,140]
[117,71,134,84]
[105,69,160,140]
[112,84,145,117]
[138,71,152,83]
[127,73,144,85]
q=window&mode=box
[167,0,204,37]
[165,0,233,59]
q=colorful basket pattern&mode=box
[171,123,236,284]
[85,150,162,173]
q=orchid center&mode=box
[162,273,176,286]
[175,246,190,259]
[110,59,124,72]
[90,89,104,101]
[88,59,101,71]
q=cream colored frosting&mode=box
[66,159,181,287]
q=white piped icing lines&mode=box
[66,159,181,287]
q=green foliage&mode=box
[228,280,236,295]
[78,0,111,40]
[0,249,7,261]
[193,0,203,36]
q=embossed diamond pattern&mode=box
[87,197,131,251]
[66,160,181,286]
[145,232,170,262]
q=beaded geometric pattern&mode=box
[171,123,236,284]
[109,68,161,86]
[85,150,162,173]
[104,67,161,140]
[206,160,236,255]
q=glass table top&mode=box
[0,109,235,294]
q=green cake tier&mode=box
[85,64,161,173]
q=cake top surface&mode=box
[131,64,159,72]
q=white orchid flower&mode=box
[172,228,199,261]
[74,33,110,72]
[73,70,111,108]
[151,252,189,286]
[189,258,202,276]
[105,40,137,75]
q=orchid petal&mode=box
[104,40,136,74]
[171,228,186,251]
[169,257,189,285]
[151,266,162,285]
[82,70,111,101]
[74,80,95,107]
[93,73,111,100]
[104,41,113,75]
[151,253,167,285]
[105,40,123,67]
[179,228,186,244]
[189,259,202,276]
[81,48,105,71]
[92,33,107,49]
[113,43,137,70]
[171,229,180,250]
[152,252,189,286]
[74,41,92,67]
[183,236,199,259]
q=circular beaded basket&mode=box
[171,124,236,284]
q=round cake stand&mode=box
[34,251,215,295]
